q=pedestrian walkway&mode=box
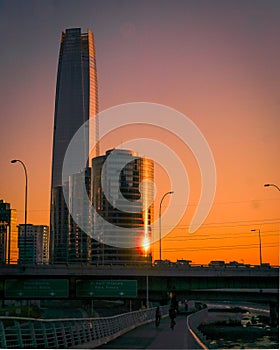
[99,315,196,349]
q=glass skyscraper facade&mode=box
[18,224,49,264]
[50,28,154,265]
[50,28,98,263]
[91,149,154,265]
[68,167,92,263]
[0,199,18,264]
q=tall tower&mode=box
[50,28,98,263]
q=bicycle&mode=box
[170,318,176,330]
[155,315,161,327]
[155,307,161,327]
[169,307,177,330]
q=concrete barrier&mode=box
[186,308,209,349]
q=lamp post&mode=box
[159,191,173,261]
[264,183,280,192]
[251,229,262,266]
[11,159,28,264]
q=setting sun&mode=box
[142,235,150,255]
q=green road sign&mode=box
[5,279,69,298]
[76,279,137,298]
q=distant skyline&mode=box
[0,0,279,265]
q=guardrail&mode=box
[0,306,169,349]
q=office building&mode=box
[0,221,5,264]
[0,200,18,264]
[18,224,49,264]
[50,28,99,263]
[91,149,154,265]
[68,167,92,263]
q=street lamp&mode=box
[264,183,280,192]
[11,159,28,263]
[159,191,174,261]
[251,229,262,266]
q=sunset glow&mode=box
[0,0,279,266]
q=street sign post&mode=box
[76,279,137,298]
[5,279,69,298]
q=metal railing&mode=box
[0,306,169,349]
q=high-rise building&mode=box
[91,149,154,265]
[68,167,92,263]
[0,199,18,264]
[18,225,49,264]
[50,28,99,263]
[0,222,6,264]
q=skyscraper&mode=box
[50,28,98,263]
[18,224,49,264]
[91,149,154,265]
[0,199,18,264]
[68,167,92,263]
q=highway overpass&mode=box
[0,264,278,304]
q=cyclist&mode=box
[169,306,177,330]
[155,306,161,327]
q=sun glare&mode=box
[142,236,150,254]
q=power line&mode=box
[154,197,280,208]
[164,231,279,242]
[159,218,280,230]
[163,242,279,252]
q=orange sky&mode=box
[0,0,279,265]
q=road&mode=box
[99,314,203,349]
[98,302,272,349]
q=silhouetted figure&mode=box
[155,306,161,327]
[169,306,176,330]
[184,301,188,313]
[170,293,178,313]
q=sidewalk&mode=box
[99,315,194,349]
